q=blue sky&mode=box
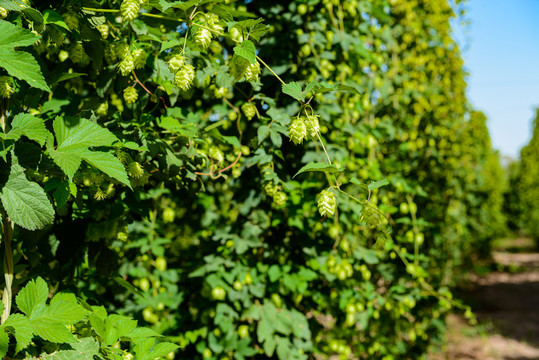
[453,0,539,159]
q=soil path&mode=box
[432,238,539,360]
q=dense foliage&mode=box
[0,0,507,359]
[505,109,539,241]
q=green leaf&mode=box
[0,49,50,92]
[127,327,162,343]
[43,10,69,31]
[81,151,131,188]
[11,113,49,146]
[143,342,179,360]
[233,40,256,64]
[4,313,33,354]
[282,82,306,102]
[220,135,241,149]
[16,277,49,317]
[293,162,343,178]
[367,179,389,191]
[134,338,155,359]
[0,19,39,47]
[107,314,137,338]
[30,318,76,343]
[350,177,369,191]
[47,300,89,325]
[0,325,8,359]
[53,117,118,150]
[0,164,54,230]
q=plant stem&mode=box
[1,213,13,324]
[256,56,286,86]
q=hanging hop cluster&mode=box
[120,0,142,22]
[244,61,261,82]
[0,76,14,98]
[97,24,109,39]
[241,102,256,121]
[174,64,196,91]
[193,14,223,49]
[288,117,307,145]
[304,114,320,138]
[318,190,337,217]
[167,54,186,73]
[123,87,138,104]
[63,11,79,30]
[132,49,147,69]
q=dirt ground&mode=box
[430,238,539,360]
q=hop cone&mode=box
[121,0,140,22]
[0,76,14,98]
[273,191,287,207]
[97,24,109,39]
[104,44,117,64]
[244,61,261,82]
[241,103,256,121]
[63,11,79,30]
[127,161,144,179]
[118,55,135,76]
[194,27,213,49]
[0,7,8,19]
[174,64,196,91]
[132,49,147,69]
[114,42,130,59]
[305,114,320,138]
[288,117,307,145]
[167,54,186,73]
[318,190,336,217]
[69,42,84,63]
[123,87,138,104]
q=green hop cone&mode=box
[162,207,175,223]
[97,24,109,39]
[167,54,186,73]
[96,101,108,116]
[244,61,261,82]
[174,64,196,91]
[194,27,213,49]
[0,7,8,19]
[206,14,223,33]
[123,87,138,104]
[272,191,287,207]
[0,76,14,99]
[288,117,307,145]
[121,0,140,22]
[104,44,117,64]
[305,114,320,139]
[318,190,337,217]
[63,11,79,30]
[118,55,135,76]
[69,42,84,63]
[263,182,277,197]
[127,161,144,179]
[209,145,224,163]
[114,42,130,59]
[132,49,147,69]
[241,102,256,121]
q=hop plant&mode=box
[209,145,224,163]
[241,102,256,121]
[288,117,307,145]
[174,64,195,91]
[123,87,138,104]
[194,27,213,49]
[273,191,287,207]
[132,49,147,69]
[0,6,9,19]
[230,55,249,81]
[318,190,337,217]
[97,24,109,39]
[263,182,277,197]
[94,188,107,201]
[63,11,79,30]
[206,14,224,33]
[162,208,175,223]
[0,76,14,98]
[305,114,320,138]
[244,61,261,82]
[127,161,144,178]
[121,0,140,22]
[167,54,186,73]
[118,55,135,76]
[69,42,84,63]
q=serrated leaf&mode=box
[220,135,241,149]
[233,40,256,64]
[53,117,118,150]
[282,82,306,102]
[0,164,54,230]
[43,10,69,31]
[81,151,131,188]
[47,300,89,325]
[143,342,179,360]
[0,325,8,359]
[0,19,39,48]
[16,277,49,317]
[257,126,270,144]
[30,318,76,343]
[11,113,49,146]
[4,313,33,354]
[0,49,50,92]
[367,179,389,191]
[89,314,105,339]
[127,327,162,343]
[107,314,137,338]
[350,177,369,191]
[134,338,155,359]
[293,162,343,178]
